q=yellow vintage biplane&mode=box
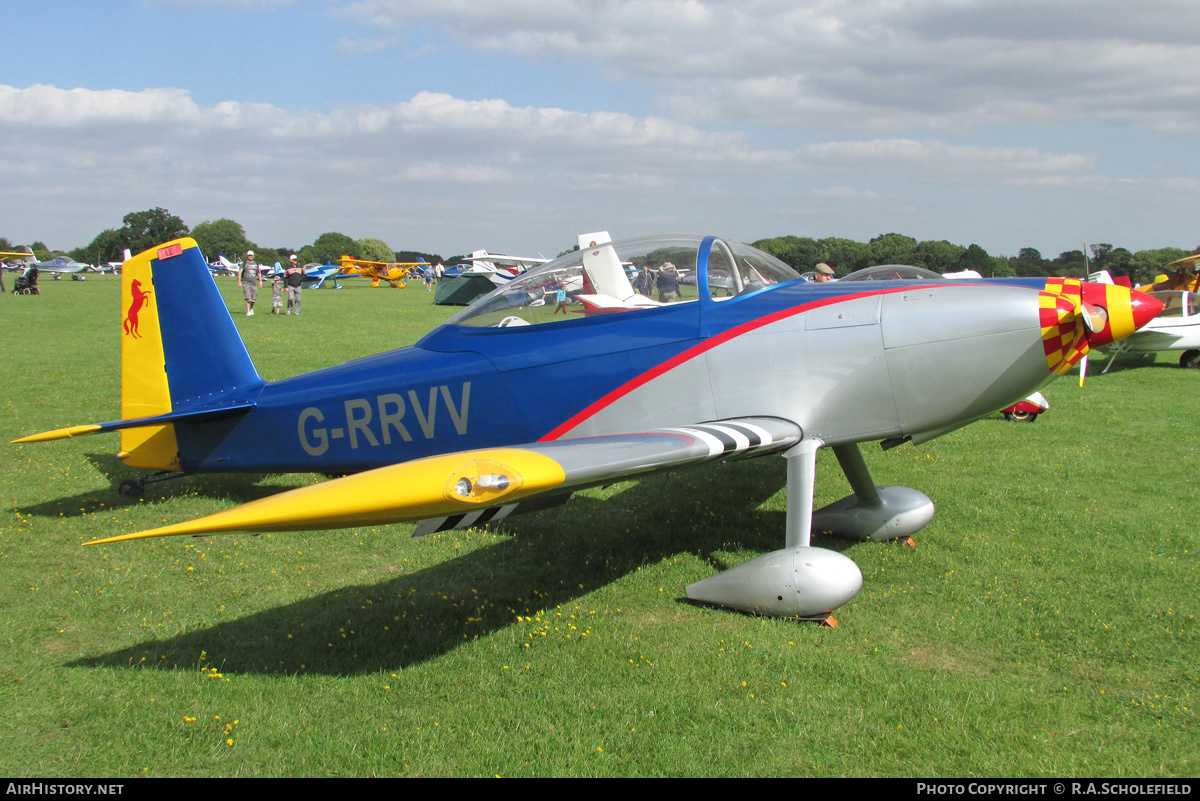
[1139,253,1200,294]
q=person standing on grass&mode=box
[553,281,569,315]
[240,250,261,316]
[656,262,679,303]
[284,254,304,315]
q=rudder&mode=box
[119,239,261,469]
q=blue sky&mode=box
[4,0,1200,260]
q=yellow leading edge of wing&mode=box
[12,424,102,444]
[85,447,569,545]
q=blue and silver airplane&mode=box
[34,254,91,278]
[265,259,344,289]
[14,236,1162,619]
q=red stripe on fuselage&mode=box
[538,284,945,442]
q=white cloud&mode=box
[338,0,1200,133]
[0,84,1096,189]
[0,81,1190,256]
[797,139,1096,184]
[0,84,201,125]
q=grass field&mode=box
[1,275,1196,777]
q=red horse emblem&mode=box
[124,279,152,339]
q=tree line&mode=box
[1,208,444,269]
[750,233,1199,286]
[7,208,1197,287]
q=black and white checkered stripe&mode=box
[658,419,790,459]
[414,502,520,537]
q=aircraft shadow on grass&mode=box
[68,458,857,675]
[1087,351,1180,375]
[17,452,302,520]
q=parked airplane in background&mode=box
[266,260,345,289]
[34,255,90,278]
[450,248,549,287]
[85,250,131,276]
[1139,253,1200,294]
[13,236,1162,621]
[1098,287,1200,370]
[337,256,429,288]
[1000,392,1050,422]
[0,247,36,269]
[571,231,663,314]
[1087,255,1200,371]
[299,261,344,289]
[208,254,240,276]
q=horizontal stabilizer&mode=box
[12,424,104,443]
[12,400,256,444]
[85,417,801,544]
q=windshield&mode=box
[1149,290,1200,318]
[447,236,799,328]
[840,264,944,282]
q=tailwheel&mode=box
[1003,410,1037,422]
[117,471,186,497]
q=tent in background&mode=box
[434,274,497,306]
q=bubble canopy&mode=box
[446,235,801,328]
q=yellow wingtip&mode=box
[85,502,292,545]
[85,507,257,544]
[84,529,182,546]
[12,424,103,444]
[84,447,569,544]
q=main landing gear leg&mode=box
[118,471,188,498]
[686,438,863,620]
[785,437,822,548]
[1101,346,1124,375]
[810,444,935,542]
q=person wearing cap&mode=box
[239,250,261,315]
[656,261,680,302]
[814,262,835,283]
[284,253,305,315]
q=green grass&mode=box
[0,275,1196,777]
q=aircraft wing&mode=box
[1111,328,1186,352]
[86,417,801,545]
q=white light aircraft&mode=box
[1088,258,1200,371]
